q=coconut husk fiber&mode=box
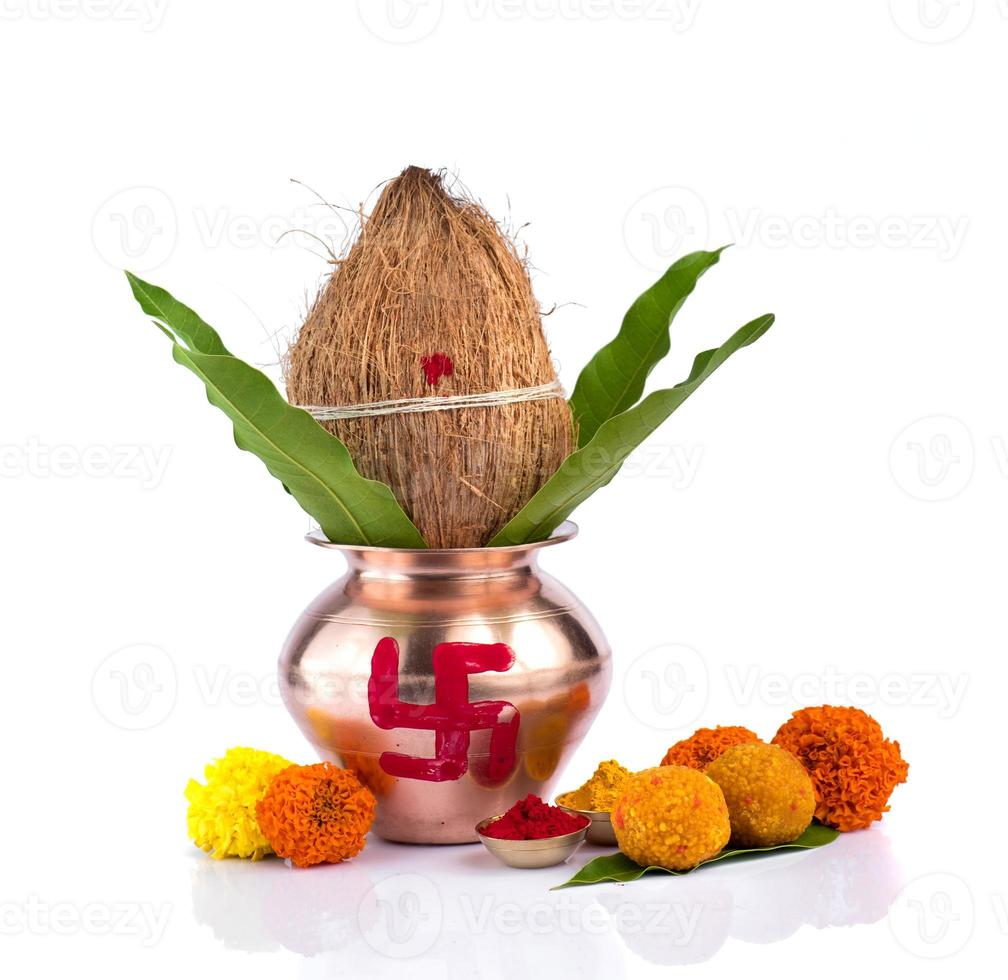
[285,166,574,549]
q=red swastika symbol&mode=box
[367,637,521,783]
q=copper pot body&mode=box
[278,522,611,843]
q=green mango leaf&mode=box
[126,273,232,357]
[126,273,427,549]
[488,313,774,546]
[553,822,839,889]
[569,248,727,448]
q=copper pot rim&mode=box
[305,520,578,556]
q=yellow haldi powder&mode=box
[557,759,632,812]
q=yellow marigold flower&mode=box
[185,747,294,860]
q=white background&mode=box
[2,1,1005,976]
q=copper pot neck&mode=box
[305,521,578,578]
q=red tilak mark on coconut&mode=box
[421,352,454,387]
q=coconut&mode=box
[285,166,573,549]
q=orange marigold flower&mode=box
[772,705,909,832]
[256,762,376,868]
[661,725,761,770]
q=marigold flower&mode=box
[661,725,761,770]
[256,762,376,868]
[772,705,909,831]
[185,746,294,860]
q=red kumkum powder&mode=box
[481,794,588,840]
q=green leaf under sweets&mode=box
[553,822,839,889]
[488,313,774,546]
[568,248,727,448]
[125,273,427,549]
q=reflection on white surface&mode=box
[189,827,900,973]
[599,826,900,965]
[190,856,378,957]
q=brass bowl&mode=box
[555,799,618,846]
[475,815,589,869]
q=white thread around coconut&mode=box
[298,380,566,421]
